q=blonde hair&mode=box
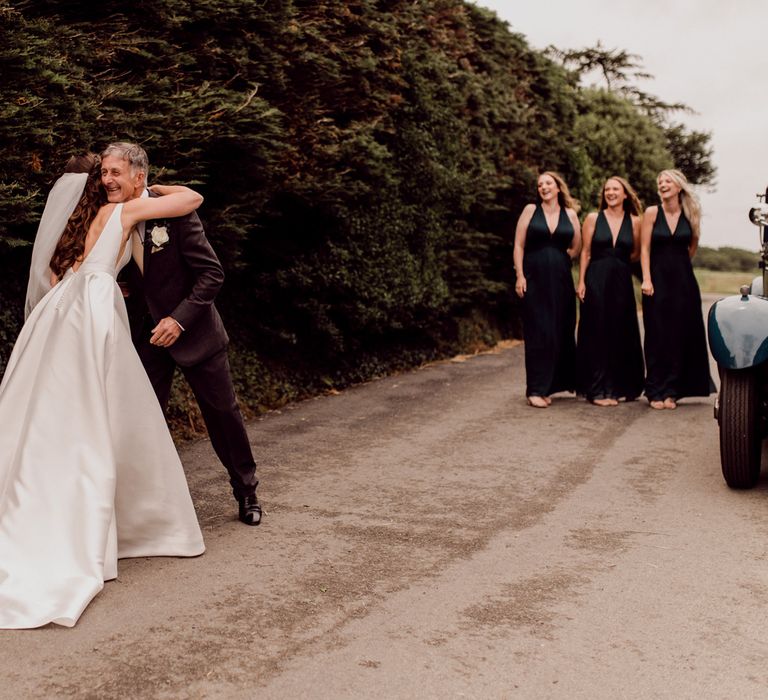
[538,171,580,214]
[658,169,701,237]
[600,176,643,216]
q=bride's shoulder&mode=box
[96,202,119,219]
[88,203,122,235]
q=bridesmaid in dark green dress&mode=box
[575,177,644,405]
[640,169,713,409]
[513,172,582,408]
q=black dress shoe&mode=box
[238,493,262,526]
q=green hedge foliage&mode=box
[0,0,715,432]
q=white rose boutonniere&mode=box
[149,225,169,252]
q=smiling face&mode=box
[603,178,628,209]
[101,154,145,203]
[537,174,559,204]
[657,172,681,202]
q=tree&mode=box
[548,42,716,189]
[664,123,716,188]
[571,88,673,208]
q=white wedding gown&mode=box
[0,204,205,629]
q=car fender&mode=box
[708,293,768,369]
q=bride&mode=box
[0,154,205,629]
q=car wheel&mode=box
[719,368,761,488]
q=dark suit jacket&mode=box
[124,198,229,367]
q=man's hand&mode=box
[150,317,183,347]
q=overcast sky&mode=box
[473,0,768,250]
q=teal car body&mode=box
[708,284,768,370]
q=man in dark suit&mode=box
[101,141,261,525]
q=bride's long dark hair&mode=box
[49,153,106,280]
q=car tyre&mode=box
[719,367,761,489]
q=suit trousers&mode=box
[137,333,258,501]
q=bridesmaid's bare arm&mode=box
[689,231,700,259]
[630,214,641,262]
[513,204,536,298]
[566,208,582,259]
[577,212,597,302]
[640,206,656,296]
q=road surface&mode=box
[3,295,768,699]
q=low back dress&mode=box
[0,203,205,629]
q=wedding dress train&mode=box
[0,204,205,628]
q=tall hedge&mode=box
[0,0,714,431]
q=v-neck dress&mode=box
[576,211,644,400]
[520,203,576,397]
[641,208,713,401]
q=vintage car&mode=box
[708,187,768,488]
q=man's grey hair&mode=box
[101,141,149,174]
